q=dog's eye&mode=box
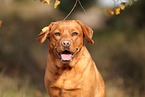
[54,32,61,36]
[72,32,78,36]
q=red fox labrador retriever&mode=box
[38,20,106,97]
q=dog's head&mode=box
[38,20,94,63]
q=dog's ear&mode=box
[76,20,94,44]
[38,22,53,44]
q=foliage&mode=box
[107,0,137,15]
[38,0,137,16]
[39,0,60,8]
[0,20,2,28]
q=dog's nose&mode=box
[61,40,71,47]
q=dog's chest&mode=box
[52,68,82,88]
[50,69,83,97]
[50,86,83,97]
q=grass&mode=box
[0,74,48,97]
[0,73,132,97]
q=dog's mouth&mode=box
[56,49,78,62]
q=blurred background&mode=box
[0,0,145,97]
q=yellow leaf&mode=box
[120,4,125,10]
[40,0,44,2]
[121,2,127,5]
[42,26,49,32]
[106,10,114,15]
[115,8,120,15]
[0,20,2,27]
[54,0,60,8]
[44,0,50,4]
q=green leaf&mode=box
[129,1,134,6]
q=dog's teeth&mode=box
[61,54,72,61]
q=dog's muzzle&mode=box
[56,48,78,62]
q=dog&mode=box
[38,20,106,97]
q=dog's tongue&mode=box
[61,54,72,61]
